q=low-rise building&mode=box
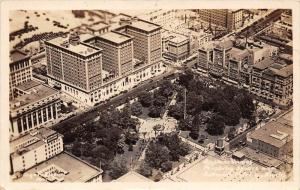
[251,60,293,106]
[12,152,103,182]
[247,120,292,159]
[10,128,63,174]
[87,21,110,35]
[9,80,61,137]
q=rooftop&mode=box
[229,47,250,60]
[130,19,161,32]
[13,152,102,182]
[115,171,153,182]
[15,79,42,92]
[270,64,293,77]
[10,82,58,111]
[253,58,274,70]
[249,121,293,148]
[10,49,30,63]
[10,128,60,156]
[47,36,100,56]
[99,31,131,44]
[87,22,109,31]
[169,33,189,44]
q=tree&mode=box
[228,127,236,140]
[190,114,200,140]
[217,100,241,126]
[138,91,153,107]
[159,80,174,97]
[148,105,162,118]
[137,162,152,177]
[168,103,184,120]
[206,115,225,135]
[235,92,255,119]
[131,101,143,116]
[145,142,170,169]
[109,158,129,180]
[161,161,173,173]
[71,142,81,157]
[153,93,167,107]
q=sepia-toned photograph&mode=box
[1,1,298,188]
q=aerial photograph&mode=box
[8,9,293,183]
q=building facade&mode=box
[196,9,244,31]
[197,38,291,106]
[116,19,162,67]
[45,33,103,104]
[10,128,64,174]
[9,80,61,137]
[251,61,293,106]
[9,49,32,99]
[93,31,134,76]
[248,121,292,159]
[162,32,190,62]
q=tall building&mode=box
[45,32,103,104]
[9,80,61,137]
[9,49,32,99]
[196,9,243,31]
[10,128,64,174]
[116,19,162,67]
[93,31,133,76]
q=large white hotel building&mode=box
[45,18,164,106]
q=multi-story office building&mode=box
[251,59,293,106]
[10,127,64,174]
[196,9,244,31]
[91,31,134,76]
[116,19,162,67]
[9,49,32,99]
[162,32,190,62]
[45,32,103,104]
[248,120,292,159]
[197,37,290,106]
[9,80,61,137]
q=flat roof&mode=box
[10,49,30,63]
[99,31,131,44]
[15,79,43,92]
[115,171,153,182]
[10,83,58,111]
[277,110,293,127]
[87,22,109,31]
[13,152,102,182]
[249,121,293,148]
[240,147,283,168]
[47,36,100,56]
[270,64,293,78]
[253,58,274,70]
[229,47,250,60]
[169,34,188,44]
[10,128,59,156]
[130,20,161,32]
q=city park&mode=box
[54,69,273,182]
